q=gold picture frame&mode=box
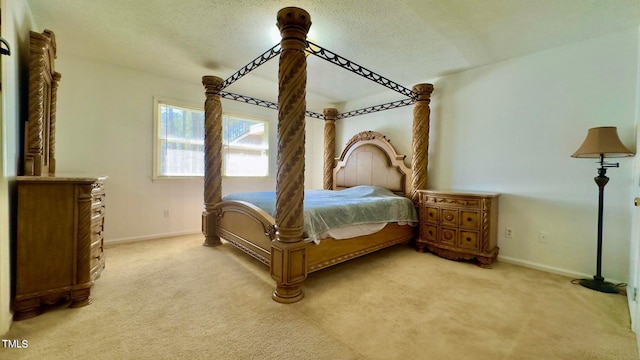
[23,29,61,176]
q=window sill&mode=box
[152,176,204,182]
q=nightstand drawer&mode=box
[458,230,479,250]
[423,206,439,224]
[422,224,438,241]
[460,210,480,229]
[440,227,457,245]
[441,208,458,227]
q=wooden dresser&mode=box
[415,190,500,267]
[14,176,106,320]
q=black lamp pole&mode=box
[579,154,619,293]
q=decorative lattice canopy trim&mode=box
[217,40,418,120]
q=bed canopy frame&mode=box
[202,7,433,303]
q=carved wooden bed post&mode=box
[323,108,338,190]
[270,7,311,303]
[202,75,225,247]
[410,83,434,203]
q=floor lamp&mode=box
[571,126,634,293]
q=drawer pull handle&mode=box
[466,217,472,221]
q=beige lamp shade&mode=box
[571,126,634,158]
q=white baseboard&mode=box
[104,230,201,246]
[497,255,624,285]
[104,235,627,286]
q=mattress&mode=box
[223,185,418,244]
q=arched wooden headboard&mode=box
[333,131,412,196]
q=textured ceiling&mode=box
[26,0,640,112]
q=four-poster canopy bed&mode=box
[202,7,434,303]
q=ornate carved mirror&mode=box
[23,29,61,176]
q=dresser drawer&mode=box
[91,183,105,213]
[92,182,105,196]
[91,215,104,238]
[90,249,105,282]
[90,241,103,263]
[91,198,105,214]
[90,236,105,278]
[91,210,105,226]
[91,202,105,216]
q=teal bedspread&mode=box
[223,185,417,243]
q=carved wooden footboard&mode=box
[214,200,274,266]
[214,199,416,273]
[306,224,415,272]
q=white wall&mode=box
[628,24,640,346]
[54,54,324,243]
[0,0,10,335]
[338,28,639,283]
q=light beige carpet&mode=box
[2,234,638,360]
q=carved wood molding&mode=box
[423,196,481,208]
[308,235,411,272]
[24,30,60,176]
[341,130,390,156]
[218,229,271,266]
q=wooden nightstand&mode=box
[415,190,500,267]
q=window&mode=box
[153,98,269,179]
[154,100,205,178]
[222,114,269,177]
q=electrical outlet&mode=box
[505,228,513,238]
[538,231,550,244]
[163,210,170,218]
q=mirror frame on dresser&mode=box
[23,29,61,176]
